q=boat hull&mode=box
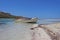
[15,18,38,23]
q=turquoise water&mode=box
[0,18,60,40]
[0,18,60,24]
[0,18,14,23]
[0,19,34,40]
[38,19,60,24]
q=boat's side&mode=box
[15,18,38,23]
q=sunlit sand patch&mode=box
[31,23,60,40]
[0,21,60,40]
[30,24,52,40]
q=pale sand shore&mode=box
[31,23,60,40]
[0,22,60,40]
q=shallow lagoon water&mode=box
[0,21,35,40]
[0,19,60,40]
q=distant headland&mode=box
[0,12,31,19]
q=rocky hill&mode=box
[0,12,31,19]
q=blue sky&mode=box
[0,0,60,18]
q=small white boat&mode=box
[15,17,38,23]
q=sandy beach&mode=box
[0,21,60,40]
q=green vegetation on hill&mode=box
[0,12,31,19]
[0,12,23,19]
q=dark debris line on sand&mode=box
[30,24,60,40]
